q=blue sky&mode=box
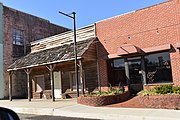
[1,0,167,29]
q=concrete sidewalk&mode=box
[0,99,180,120]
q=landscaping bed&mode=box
[77,86,130,106]
[78,91,129,106]
[138,85,180,109]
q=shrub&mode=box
[138,88,157,96]
[108,84,124,95]
[154,85,173,94]
[85,86,125,97]
[138,85,180,96]
[172,86,180,94]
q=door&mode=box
[127,57,143,94]
[35,75,45,92]
[54,71,62,98]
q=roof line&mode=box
[81,37,97,56]
[3,5,69,30]
[7,37,97,71]
[96,0,170,24]
[7,57,82,71]
[30,24,95,45]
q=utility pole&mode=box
[59,11,79,97]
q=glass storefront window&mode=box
[113,59,125,68]
[107,51,173,86]
[107,59,126,86]
[145,52,172,84]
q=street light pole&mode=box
[59,11,79,97]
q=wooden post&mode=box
[8,71,13,101]
[24,68,32,102]
[79,60,84,95]
[96,41,101,91]
[46,65,55,102]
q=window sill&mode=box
[144,82,173,86]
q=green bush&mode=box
[138,88,157,96]
[108,84,124,95]
[85,86,125,97]
[138,85,180,96]
[154,85,173,94]
[172,86,180,94]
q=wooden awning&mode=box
[7,37,97,71]
[116,44,142,56]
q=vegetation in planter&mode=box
[138,87,157,96]
[138,85,180,96]
[84,85,125,97]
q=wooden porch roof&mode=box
[7,37,97,71]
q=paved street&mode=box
[1,99,180,120]
[18,113,99,120]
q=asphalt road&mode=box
[18,113,100,120]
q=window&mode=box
[107,52,173,86]
[12,29,25,57]
[113,59,125,68]
[145,52,172,84]
[13,29,24,46]
[107,59,126,86]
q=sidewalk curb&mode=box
[6,106,180,120]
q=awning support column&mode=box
[24,68,32,102]
[79,60,84,95]
[124,58,130,90]
[8,71,13,101]
[46,64,55,102]
[141,56,147,86]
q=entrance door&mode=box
[35,75,45,92]
[127,57,143,94]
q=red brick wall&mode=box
[96,41,109,89]
[3,6,69,70]
[96,0,180,87]
[139,95,180,109]
[3,6,69,98]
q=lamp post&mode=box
[59,11,79,97]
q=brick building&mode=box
[96,0,180,93]
[7,0,180,100]
[0,3,69,99]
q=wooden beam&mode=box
[46,65,55,102]
[79,60,85,95]
[69,73,73,91]
[8,71,13,101]
[24,68,32,102]
[95,41,101,91]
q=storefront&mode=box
[107,51,173,94]
[96,0,179,92]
